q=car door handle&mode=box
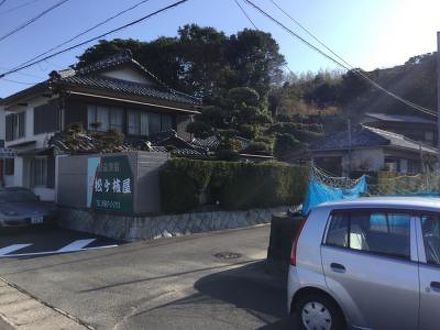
[330,263,346,273]
[430,282,440,292]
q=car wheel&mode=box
[295,293,345,330]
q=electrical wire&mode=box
[0,0,7,8]
[2,77,36,85]
[233,0,294,75]
[0,0,70,43]
[0,0,190,79]
[243,0,437,117]
[13,0,153,70]
[234,0,257,30]
[0,0,42,16]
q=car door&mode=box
[417,213,440,330]
[321,210,419,330]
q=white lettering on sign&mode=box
[122,178,131,194]
[112,178,121,193]
[94,178,103,192]
[104,179,111,192]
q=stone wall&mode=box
[58,206,289,241]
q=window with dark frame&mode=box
[4,159,14,176]
[421,214,440,265]
[30,157,48,187]
[5,112,25,141]
[326,210,411,259]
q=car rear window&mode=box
[326,210,411,259]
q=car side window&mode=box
[326,210,411,259]
[421,214,440,265]
[326,213,349,248]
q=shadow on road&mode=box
[135,261,296,329]
[193,261,296,329]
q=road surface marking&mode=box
[0,244,118,258]
[57,239,96,252]
[0,244,32,256]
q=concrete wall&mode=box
[58,205,289,241]
[57,151,170,214]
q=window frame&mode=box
[415,212,440,267]
[4,158,14,176]
[5,112,25,141]
[30,156,48,188]
[323,208,416,261]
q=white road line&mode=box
[0,244,32,256]
[0,244,118,258]
[57,239,96,252]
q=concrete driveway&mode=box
[0,225,295,329]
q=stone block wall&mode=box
[58,206,289,241]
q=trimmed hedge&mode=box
[160,158,308,213]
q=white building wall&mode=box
[100,67,154,85]
[4,96,58,201]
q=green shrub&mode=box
[160,158,308,213]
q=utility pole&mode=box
[347,117,352,177]
[437,32,440,170]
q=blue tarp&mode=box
[302,175,368,215]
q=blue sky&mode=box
[1,0,440,97]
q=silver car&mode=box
[288,197,440,330]
[0,187,57,227]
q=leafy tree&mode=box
[76,25,285,101]
[274,133,301,159]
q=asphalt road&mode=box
[0,225,295,329]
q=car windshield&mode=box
[0,191,39,203]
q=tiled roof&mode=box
[50,129,208,159]
[47,50,200,106]
[364,112,435,125]
[2,51,201,107]
[311,125,437,154]
[58,75,199,105]
[191,135,252,152]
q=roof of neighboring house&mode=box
[364,112,435,125]
[191,135,252,152]
[49,129,208,159]
[311,125,438,154]
[1,50,201,107]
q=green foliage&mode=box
[274,133,301,159]
[77,25,285,100]
[244,141,272,154]
[160,159,308,213]
[269,122,323,143]
[186,121,213,139]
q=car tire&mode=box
[295,293,346,330]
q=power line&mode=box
[0,0,42,16]
[2,77,36,85]
[233,0,294,75]
[233,0,257,30]
[0,0,7,8]
[270,0,353,69]
[0,0,190,79]
[14,0,153,70]
[268,0,437,117]
[0,65,44,79]
[243,0,437,117]
[0,0,70,43]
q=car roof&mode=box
[316,196,440,212]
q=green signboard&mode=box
[91,155,134,213]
